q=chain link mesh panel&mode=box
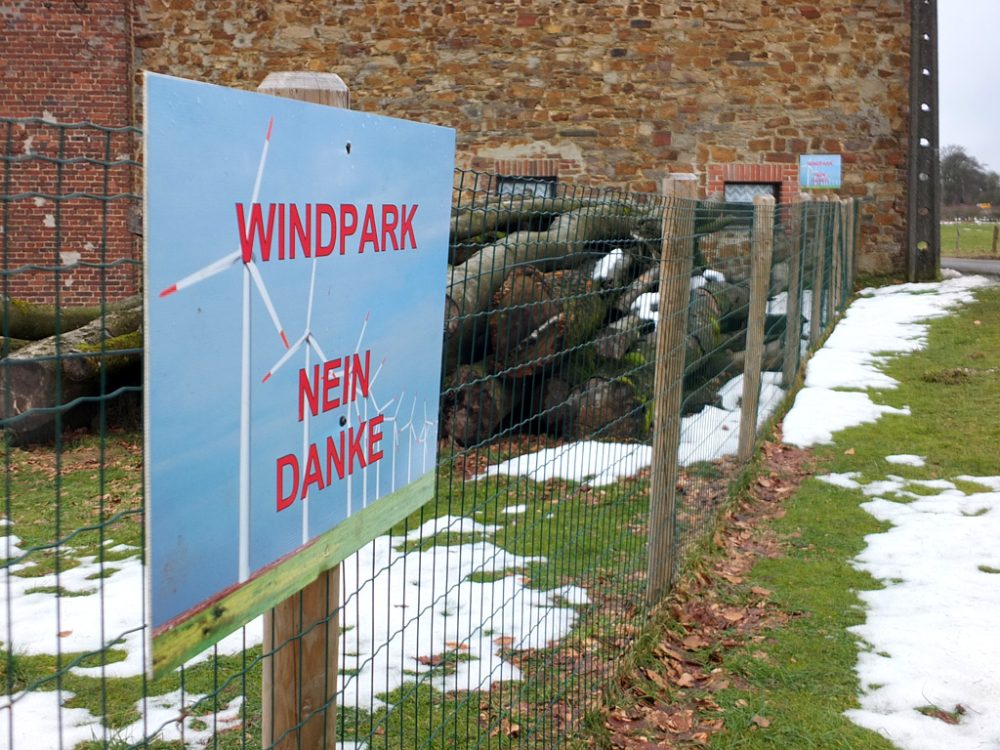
[0,119,855,749]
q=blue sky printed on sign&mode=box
[144,73,454,631]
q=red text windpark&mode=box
[237,202,419,262]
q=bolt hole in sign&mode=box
[143,73,454,677]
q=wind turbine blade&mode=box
[262,334,306,382]
[246,260,290,348]
[305,334,327,363]
[159,250,241,297]
[305,256,319,330]
[372,395,395,414]
[250,117,274,205]
[353,311,370,354]
[369,357,386,389]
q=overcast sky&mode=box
[939,1,999,171]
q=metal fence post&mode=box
[737,195,776,463]
[646,174,696,606]
[258,71,349,750]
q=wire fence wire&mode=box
[0,118,857,750]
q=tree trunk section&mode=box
[0,295,141,341]
[0,304,142,444]
[442,364,517,447]
[488,266,606,379]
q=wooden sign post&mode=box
[257,71,349,750]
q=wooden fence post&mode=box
[843,198,855,296]
[646,173,697,606]
[840,197,854,306]
[257,71,349,750]
[993,224,999,256]
[782,194,808,387]
[809,195,827,343]
[827,197,841,320]
[737,195,776,463]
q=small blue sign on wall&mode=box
[144,73,455,642]
[799,154,842,189]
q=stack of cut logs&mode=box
[441,194,790,448]
[0,196,792,447]
[0,296,143,444]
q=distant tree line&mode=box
[940,145,1000,207]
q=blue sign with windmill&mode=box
[143,73,454,668]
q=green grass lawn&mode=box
[707,285,1000,748]
[940,221,1000,258]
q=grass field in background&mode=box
[940,221,1000,258]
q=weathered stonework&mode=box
[3,0,913,303]
[136,0,911,276]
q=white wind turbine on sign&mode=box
[159,116,289,583]
[260,254,328,545]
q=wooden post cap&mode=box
[258,72,350,108]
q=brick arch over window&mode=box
[706,163,800,203]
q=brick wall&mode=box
[0,0,139,304]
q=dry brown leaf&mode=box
[682,634,708,650]
[676,672,696,687]
[722,608,745,623]
[750,586,773,597]
[844,447,856,455]
[751,714,771,728]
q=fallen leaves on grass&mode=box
[591,436,815,749]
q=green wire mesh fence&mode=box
[0,117,857,749]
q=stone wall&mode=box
[3,1,910,287]
[135,0,911,275]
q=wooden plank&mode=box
[257,71,350,108]
[737,195,775,463]
[151,468,434,674]
[782,193,808,387]
[646,174,697,606]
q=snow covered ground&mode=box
[782,273,1000,749]
[0,519,587,749]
